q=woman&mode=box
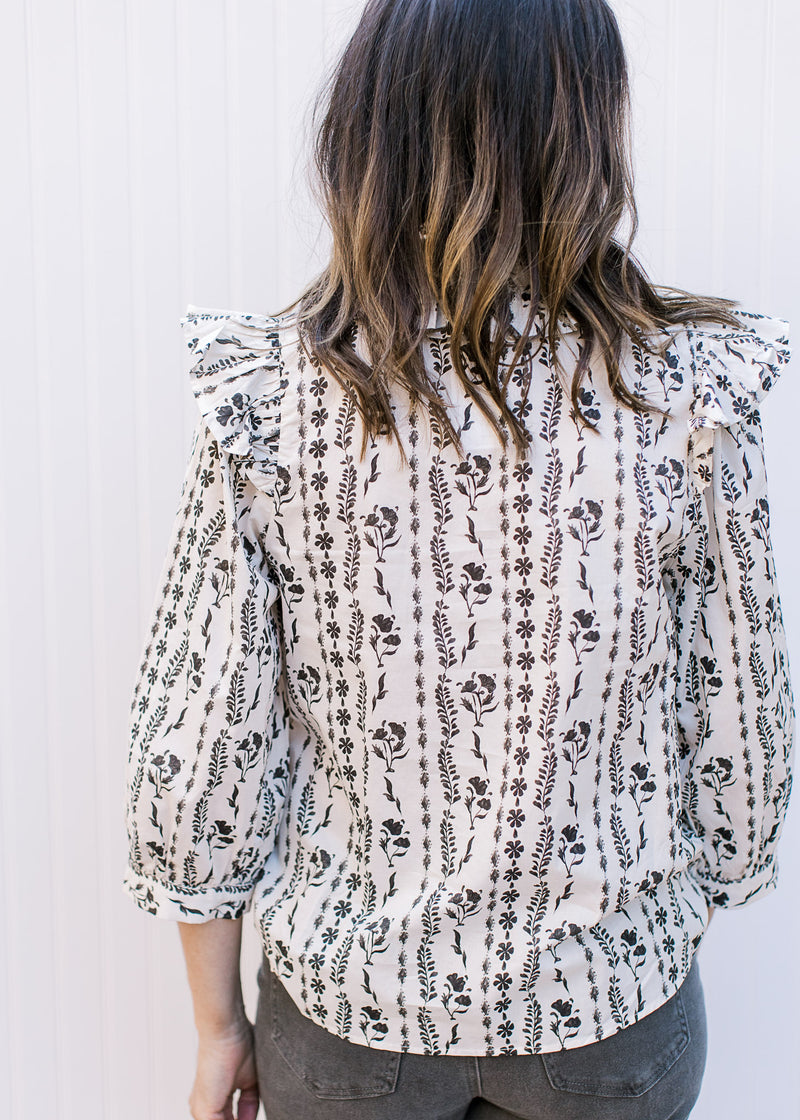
[124,1,794,1118]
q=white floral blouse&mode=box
[124,294,794,1055]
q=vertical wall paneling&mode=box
[662,0,680,282]
[235,2,280,314]
[757,0,775,311]
[758,0,777,309]
[0,0,43,1111]
[224,0,244,311]
[710,0,727,294]
[0,3,797,1118]
[714,1,767,307]
[125,0,155,626]
[73,1,112,1115]
[31,0,108,1112]
[672,2,717,291]
[0,541,11,1120]
[769,1,800,315]
[123,7,162,1107]
[10,1,65,1115]
[0,366,12,1120]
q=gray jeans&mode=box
[254,954,707,1120]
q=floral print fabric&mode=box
[124,295,794,1055]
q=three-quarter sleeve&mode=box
[664,317,794,908]
[123,420,288,921]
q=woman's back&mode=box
[125,292,792,1054]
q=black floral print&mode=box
[124,296,794,1055]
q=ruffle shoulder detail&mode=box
[686,310,791,492]
[180,306,293,496]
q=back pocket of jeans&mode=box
[540,986,689,1098]
[268,966,401,1100]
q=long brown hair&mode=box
[291,0,737,457]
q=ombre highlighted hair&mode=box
[292,0,737,457]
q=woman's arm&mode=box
[665,408,794,909]
[178,918,260,1120]
[123,422,288,925]
[178,918,248,1035]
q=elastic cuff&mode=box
[122,868,254,922]
[690,859,779,909]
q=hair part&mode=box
[288,0,738,459]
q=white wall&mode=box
[0,2,797,1118]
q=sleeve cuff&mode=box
[689,859,779,909]
[122,867,256,922]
